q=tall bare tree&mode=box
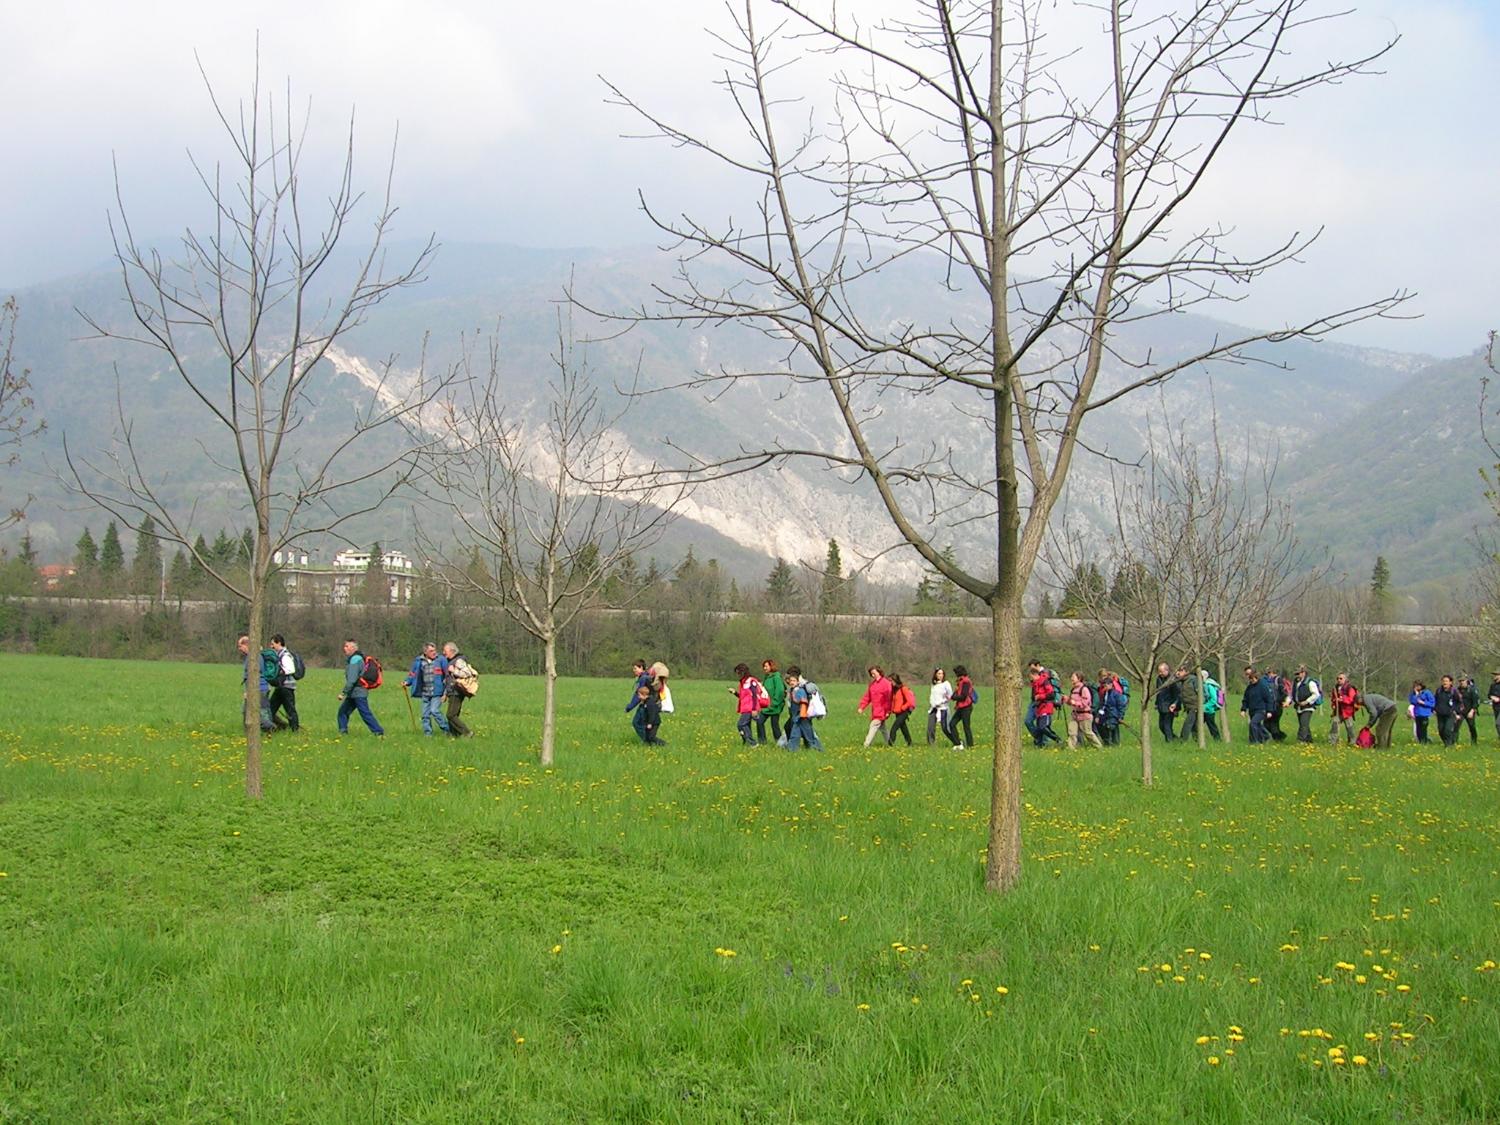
[1048,428,1214,785]
[65,59,451,797]
[0,297,44,531]
[597,0,1406,889]
[1175,413,1315,746]
[418,321,686,766]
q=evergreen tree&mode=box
[819,539,852,615]
[190,534,212,584]
[1038,593,1056,618]
[1370,555,1392,621]
[169,548,193,595]
[239,528,254,566]
[18,532,35,566]
[912,574,937,615]
[673,545,700,586]
[98,521,126,578]
[74,526,98,571]
[362,542,389,605]
[764,556,797,604]
[132,516,163,594]
[210,529,236,566]
[1058,561,1106,618]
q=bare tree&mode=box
[1176,414,1316,746]
[1049,429,1213,785]
[595,1,1407,890]
[418,320,686,766]
[0,298,45,530]
[64,59,452,797]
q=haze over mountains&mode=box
[3,241,1491,610]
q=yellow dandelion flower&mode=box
[856,1003,871,1012]
[550,944,562,955]
[1206,1056,1220,1066]
[995,985,1009,995]
[1352,1055,1368,1066]
[1195,1035,1212,1045]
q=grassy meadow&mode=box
[1,652,1497,1122]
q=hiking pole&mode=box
[404,690,418,733]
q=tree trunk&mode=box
[1140,698,1154,787]
[244,590,265,799]
[1197,667,1207,750]
[540,633,558,767]
[1216,651,1232,744]
[985,594,1024,891]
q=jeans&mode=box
[786,716,822,751]
[1372,707,1398,747]
[946,708,973,746]
[338,694,384,735]
[446,691,472,737]
[1247,710,1270,743]
[1296,710,1313,743]
[1032,711,1056,747]
[1023,701,1037,737]
[269,685,298,730]
[927,709,947,744]
[1437,714,1458,747]
[755,711,784,744]
[1180,710,1199,743]
[887,712,913,746]
[737,713,759,745]
[1413,716,1430,743]
[1158,711,1175,743]
[1204,713,1221,740]
[420,695,450,735]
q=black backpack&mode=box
[290,651,306,680]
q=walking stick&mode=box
[404,689,418,733]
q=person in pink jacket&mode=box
[857,665,894,748]
[1066,671,1103,748]
[731,662,768,746]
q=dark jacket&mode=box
[1242,678,1273,714]
[1176,673,1201,714]
[1153,675,1179,714]
[1433,686,1460,718]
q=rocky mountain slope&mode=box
[3,241,1483,600]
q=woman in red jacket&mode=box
[886,674,917,745]
[857,665,893,748]
[945,665,976,749]
[1030,667,1058,747]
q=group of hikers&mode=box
[241,635,1500,754]
[1021,659,1500,751]
[238,635,480,738]
[716,662,980,751]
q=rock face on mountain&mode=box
[3,241,1482,595]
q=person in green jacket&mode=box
[1175,665,1202,744]
[758,659,789,747]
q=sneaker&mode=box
[953,743,965,751]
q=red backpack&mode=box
[357,655,384,690]
[1354,726,1374,749]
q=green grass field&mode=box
[1,653,1497,1122]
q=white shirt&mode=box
[929,681,953,711]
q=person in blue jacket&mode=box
[404,642,450,736]
[1408,680,1435,744]
[1096,669,1127,746]
[624,659,654,743]
[1241,666,1273,744]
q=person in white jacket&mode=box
[927,668,953,745]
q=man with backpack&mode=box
[268,633,302,732]
[337,638,385,736]
[1241,666,1273,744]
[1361,691,1399,748]
[1457,674,1481,744]
[237,634,276,733]
[404,642,451,736]
[1291,666,1322,744]
[1330,673,1361,744]
[443,642,477,737]
[1174,665,1201,744]
[1262,670,1289,742]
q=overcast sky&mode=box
[2,0,1495,355]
